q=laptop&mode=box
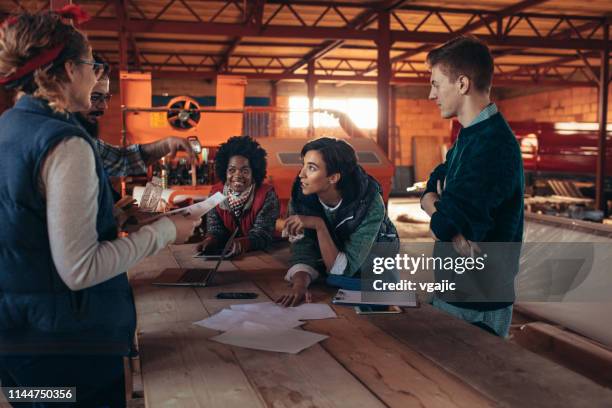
[152,227,239,287]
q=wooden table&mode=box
[129,244,612,408]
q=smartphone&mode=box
[216,292,258,300]
[193,252,230,260]
[187,136,202,154]
[354,305,402,314]
[193,244,231,260]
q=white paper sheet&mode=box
[164,192,227,218]
[193,308,303,331]
[138,192,227,224]
[210,321,328,354]
[230,302,337,320]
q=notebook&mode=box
[332,289,418,307]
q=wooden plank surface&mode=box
[248,259,496,408]
[193,282,386,408]
[128,247,181,281]
[138,321,266,408]
[130,246,386,408]
[130,245,612,408]
[512,322,612,388]
[367,305,612,408]
[131,250,266,408]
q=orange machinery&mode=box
[119,72,395,215]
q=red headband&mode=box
[55,4,91,25]
[0,45,64,85]
[0,5,91,85]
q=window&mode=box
[288,96,377,129]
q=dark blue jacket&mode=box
[425,112,524,310]
[0,95,136,355]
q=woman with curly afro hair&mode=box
[198,135,280,256]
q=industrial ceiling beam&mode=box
[112,0,129,71]
[390,32,606,51]
[216,37,241,72]
[82,18,607,50]
[114,0,144,70]
[144,69,594,87]
[500,51,602,85]
[281,0,406,76]
[491,19,606,61]
[215,0,266,73]
[362,0,551,76]
[377,9,391,155]
[307,60,316,137]
[90,37,366,51]
[78,1,609,88]
[105,61,594,80]
[91,35,602,59]
[595,22,610,214]
[83,18,374,40]
[90,49,603,65]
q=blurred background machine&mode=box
[120,73,394,216]
[448,120,612,222]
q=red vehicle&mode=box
[451,121,612,193]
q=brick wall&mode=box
[394,98,451,166]
[497,85,611,123]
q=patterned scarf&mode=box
[223,183,254,218]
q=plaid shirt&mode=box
[468,103,498,127]
[94,139,147,176]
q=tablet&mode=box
[354,305,403,314]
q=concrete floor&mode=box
[388,197,433,241]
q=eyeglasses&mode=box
[76,59,109,79]
[91,92,112,103]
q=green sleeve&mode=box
[340,195,385,277]
[287,201,323,270]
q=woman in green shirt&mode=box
[278,138,398,306]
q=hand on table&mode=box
[276,271,312,307]
[195,236,216,253]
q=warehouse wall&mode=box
[273,83,453,167]
[97,78,453,181]
[274,94,373,139]
[497,85,612,123]
[99,77,612,176]
[98,79,122,146]
[394,97,450,166]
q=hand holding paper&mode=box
[168,213,202,243]
[164,192,226,219]
[128,192,227,227]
